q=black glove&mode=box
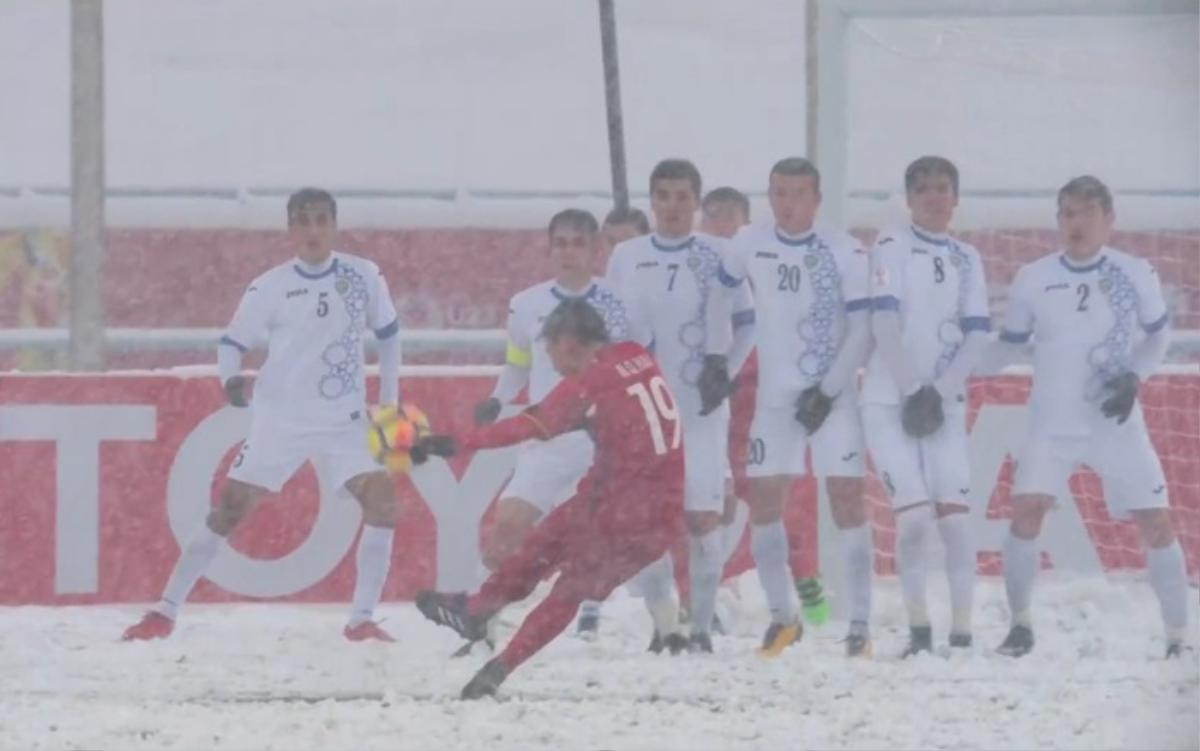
[794,384,835,435]
[223,375,248,407]
[410,435,457,465]
[473,397,502,426]
[901,384,944,438]
[697,354,732,416]
[1100,372,1140,424]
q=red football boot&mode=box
[122,611,174,641]
[343,620,396,642]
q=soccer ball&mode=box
[366,403,432,473]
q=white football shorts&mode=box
[861,403,971,509]
[228,411,381,493]
[1012,406,1168,519]
[745,401,866,479]
[499,430,595,514]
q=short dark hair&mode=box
[287,187,337,222]
[702,187,750,219]
[1058,175,1113,214]
[603,206,650,235]
[548,208,598,237]
[904,156,959,195]
[541,298,610,345]
[649,159,702,198]
[770,157,821,192]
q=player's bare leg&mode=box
[894,500,935,656]
[935,500,975,648]
[997,493,1052,656]
[747,475,802,656]
[342,469,398,641]
[1131,508,1189,657]
[828,475,872,657]
[123,478,266,640]
[685,509,725,653]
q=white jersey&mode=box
[862,225,991,406]
[605,232,736,415]
[222,251,398,428]
[722,223,871,406]
[505,277,633,402]
[1000,247,1169,438]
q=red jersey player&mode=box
[412,298,685,699]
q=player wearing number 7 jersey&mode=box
[412,299,686,699]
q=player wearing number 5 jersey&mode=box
[413,299,685,699]
[984,176,1188,659]
[123,188,403,643]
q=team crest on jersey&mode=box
[686,255,701,270]
[335,278,350,296]
[804,254,819,269]
[949,254,962,268]
[1099,277,1113,292]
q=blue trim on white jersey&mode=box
[910,226,950,247]
[650,235,693,253]
[999,329,1032,344]
[1143,312,1169,334]
[732,309,756,328]
[774,228,816,247]
[293,258,340,279]
[717,264,741,288]
[550,283,598,302]
[845,297,872,313]
[872,295,901,312]
[960,316,991,333]
[375,319,400,339]
[219,335,248,352]
[1058,253,1106,274]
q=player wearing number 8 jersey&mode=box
[861,157,991,656]
[412,299,684,699]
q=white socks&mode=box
[937,512,975,635]
[157,524,223,620]
[839,523,873,626]
[721,499,750,570]
[1146,541,1189,639]
[895,505,934,627]
[1003,532,1039,627]
[750,520,799,624]
[688,529,724,635]
[348,524,394,627]
[632,553,680,635]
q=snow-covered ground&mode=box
[3,574,1197,750]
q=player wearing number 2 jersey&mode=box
[984,176,1188,659]
[413,299,685,699]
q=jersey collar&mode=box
[650,234,694,252]
[293,255,339,279]
[774,227,816,247]
[910,225,951,247]
[550,282,598,301]
[1058,250,1107,273]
